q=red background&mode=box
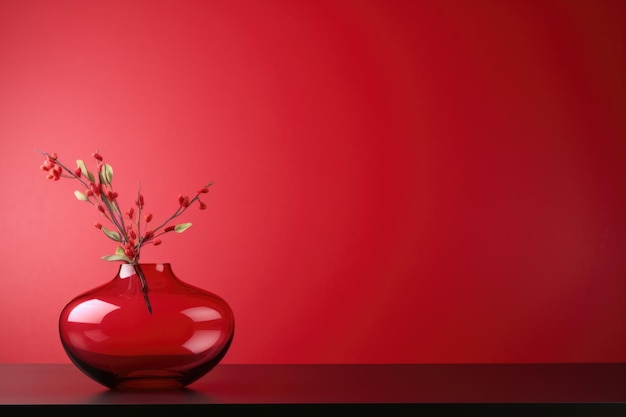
[0,0,624,364]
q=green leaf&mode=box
[101,193,120,214]
[74,190,88,201]
[174,223,192,233]
[101,254,132,263]
[115,246,126,256]
[101,163,114,185]
[101,226,121,242]
[76,160,94,182]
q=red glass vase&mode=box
[58,263,235,390]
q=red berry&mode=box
[89,183,101,196]
[177,195,190,208]
[124,247,135,258]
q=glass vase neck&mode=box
[119,263,174,277]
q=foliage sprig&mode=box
[36,149,213,265]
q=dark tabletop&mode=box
[1,363,625,415]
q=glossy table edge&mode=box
[1,363,625,414]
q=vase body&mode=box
[59,263,235,390]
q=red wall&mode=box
[0,0,624,364]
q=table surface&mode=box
[1,363,625,405]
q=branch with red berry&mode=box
[36,149,213,265]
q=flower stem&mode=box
[133,263,152,315]
[147,186,210,237]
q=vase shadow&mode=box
[87,387,215,404]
